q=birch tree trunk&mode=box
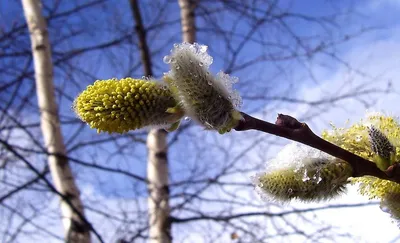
[178,0,197,44]
[21,1,91,242]
[129,1,171,242]
[146,129,170,243]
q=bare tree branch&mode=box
[235,113,397,183]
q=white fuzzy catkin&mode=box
[252,143,352,202]
[164,43,242,132]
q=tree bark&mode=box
[129,1,171,242]
[178,0,197,43]
[21,0,91,242]
[146,129,171,243]
[129,0,153,77]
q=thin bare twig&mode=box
[0,138,104,243]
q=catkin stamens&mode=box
[73,78,184,133]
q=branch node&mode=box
[275,114,303,129]
[385,163,400,179]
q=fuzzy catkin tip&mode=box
[355,177,400,227]
[368,125,395,170]
[164,42,242,133]
[254,158,352,202]
[381,192,400,226]
[73,78,184,133]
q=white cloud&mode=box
[366,0,400,11]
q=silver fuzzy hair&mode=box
[164,43,241,130]
[368,125,395,159]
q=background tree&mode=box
[129,0,172,242]
[20,0,100,241]
[0,0,397,242]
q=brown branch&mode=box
[129,0,153,77]
[0,138,104,243]
[0,170,47,203]
[171,202,378,223]
[234,112,399,183]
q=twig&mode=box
[0,139,105,243]
[234,112,399,183]
[171,202,378,223]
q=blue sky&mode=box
[2,0,400,242]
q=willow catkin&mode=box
[323,114,400,227]
[256,157,352,202]
[73,78,183,133]
[368,125,395,170]
[164,43,242,133]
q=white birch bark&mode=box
[147,129,171,243]
[21,0,91,242]
[178,0,197,43]
[143,0,197,242]
[128,0,172,242]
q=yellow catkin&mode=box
[381,192,400,225]
[322,115,400,163]
[258,158,352,202]
[322,114,400,226]
[73,78,184,133]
